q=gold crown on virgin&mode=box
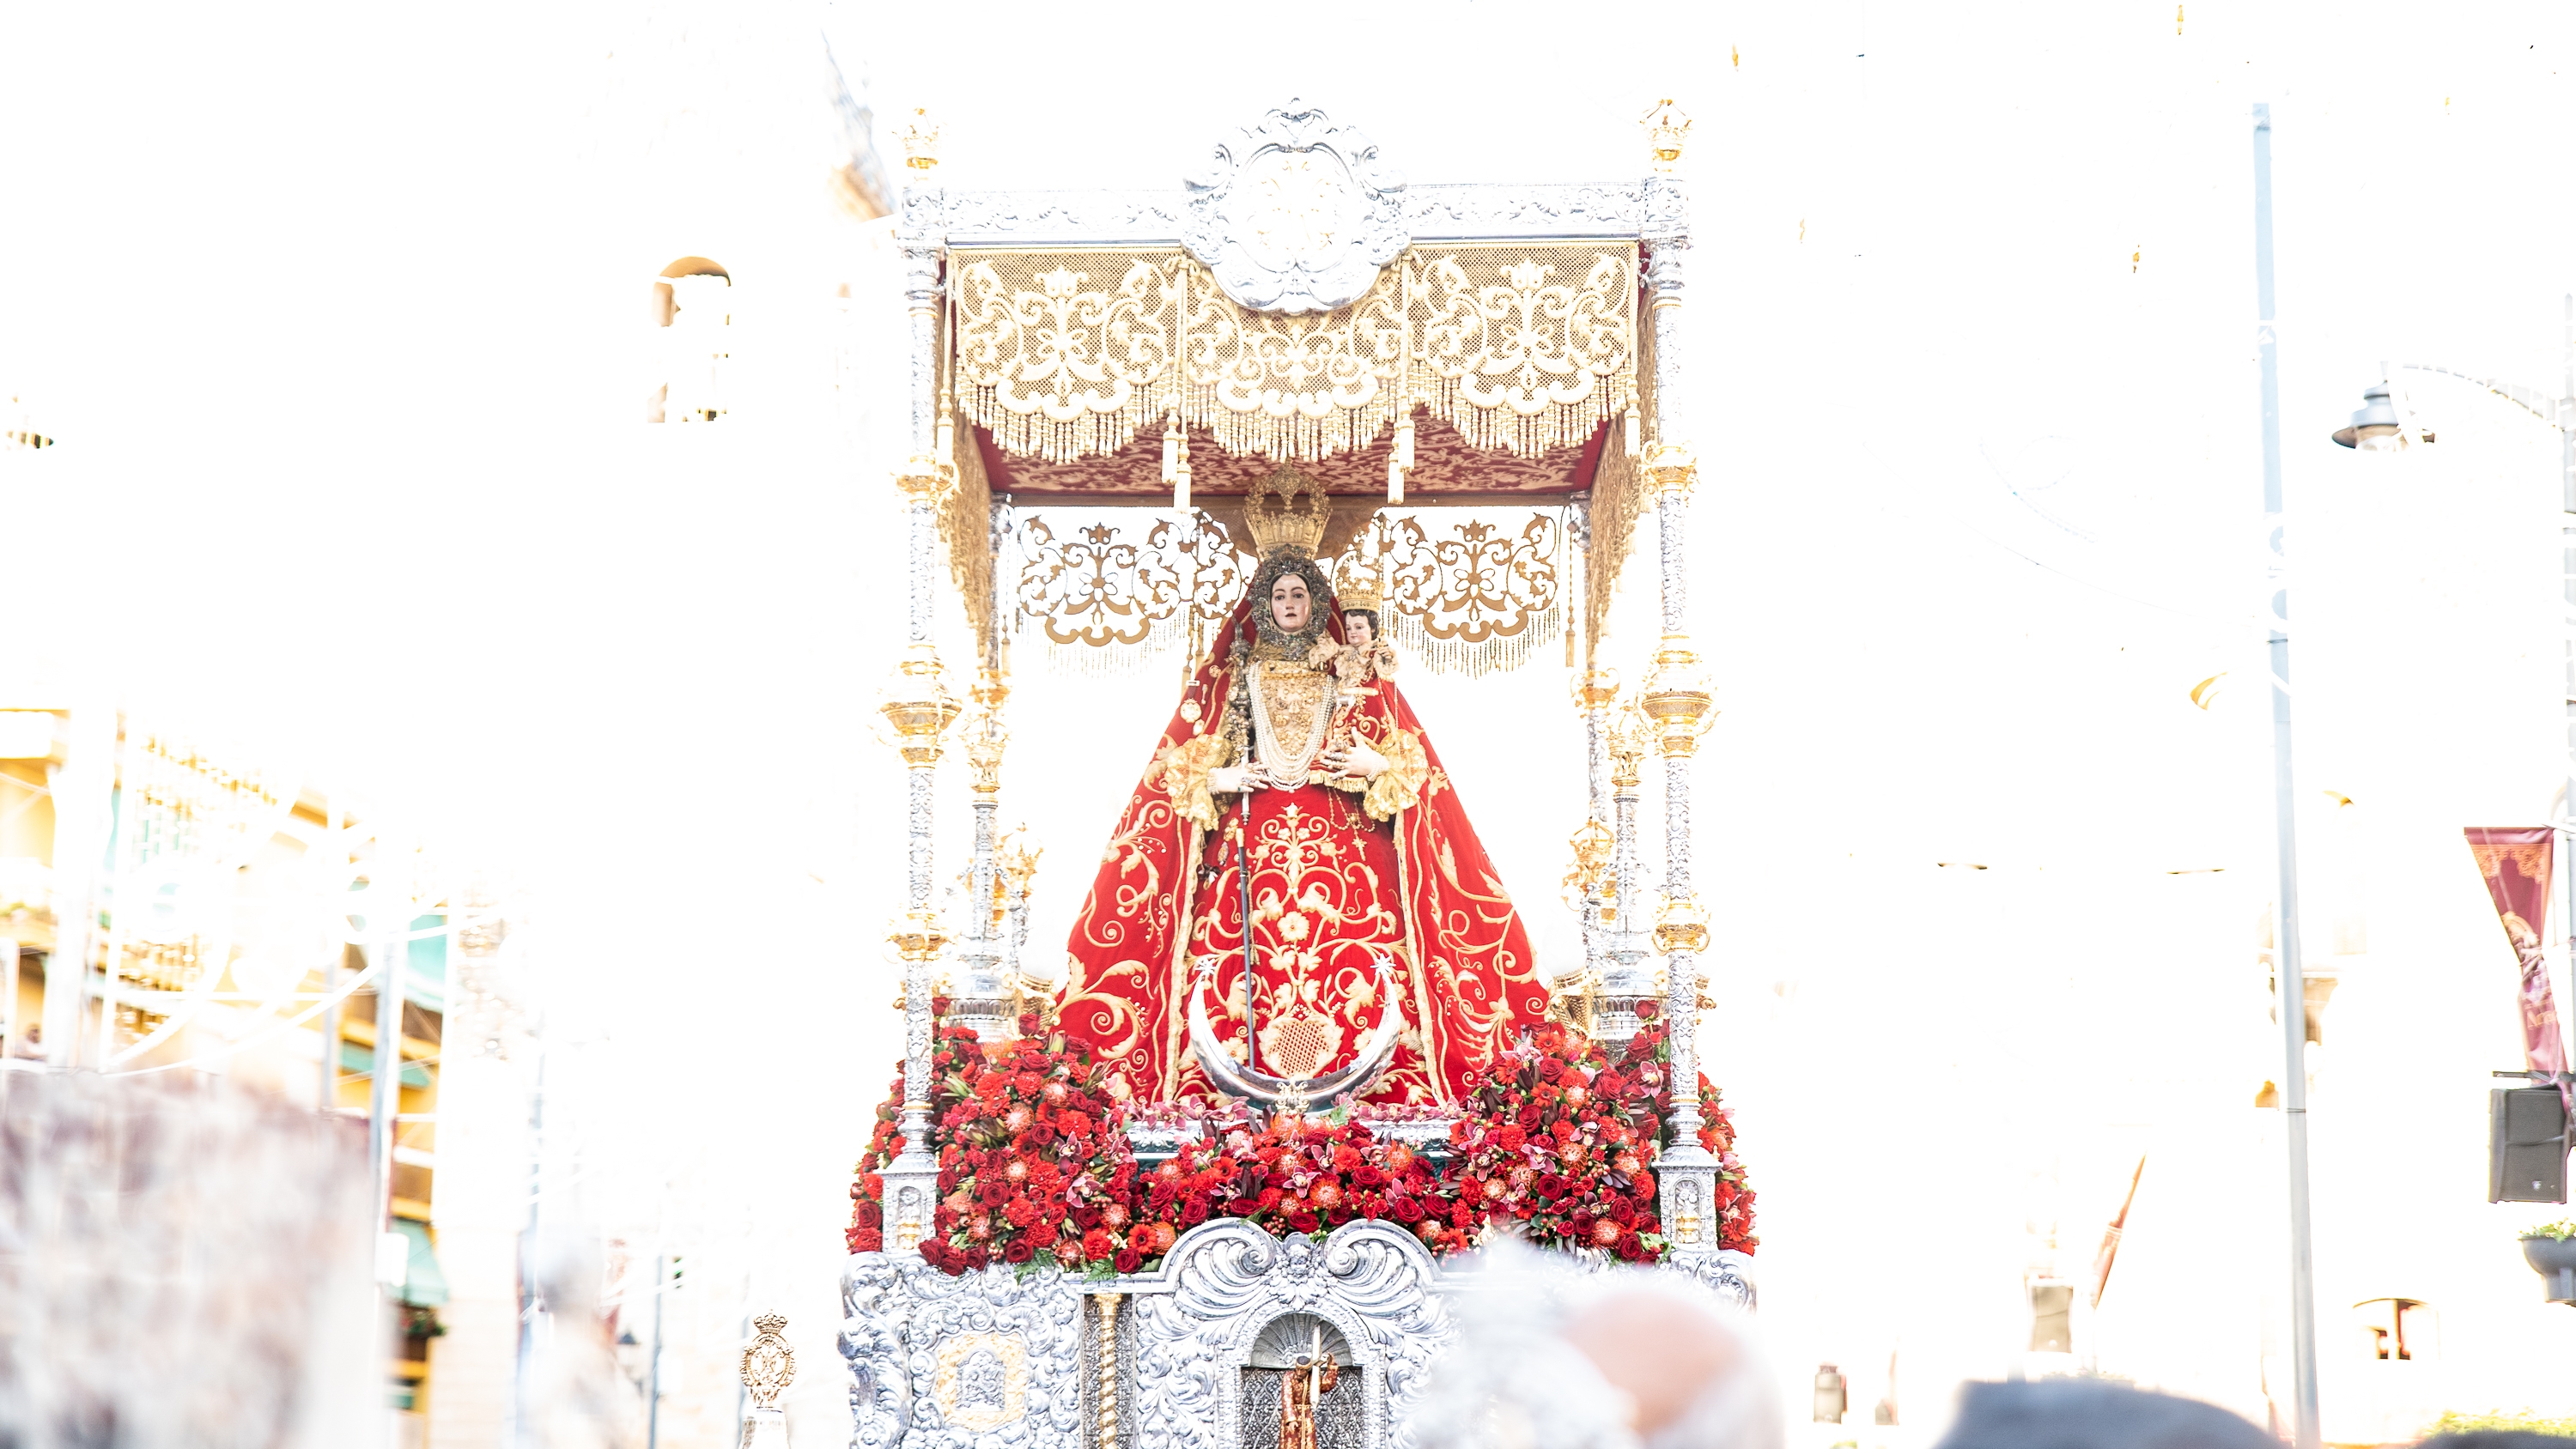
[1243,462,1329,558]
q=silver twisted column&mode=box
[876,136,960,1251]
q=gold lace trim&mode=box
[951,246,1637,467]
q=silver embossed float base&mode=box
[841,1219,1753,1449]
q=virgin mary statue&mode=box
[1056,466,1548,1105]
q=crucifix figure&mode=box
[1279,1324,1340,1449]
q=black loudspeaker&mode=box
[2488,1087,2568,1203]
[2028,1283,2074,1352]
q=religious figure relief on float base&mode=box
[1054,464,1549,1106]
[1279,1332,1341,1449]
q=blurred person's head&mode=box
[1405,1245,1776,1449]
[2417,1435,2574,1449]
[1564,1282,1779,1449]
[1932,1379,2273,1449]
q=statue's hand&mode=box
[1318,741,1351,776]
[1342,738,1390,779]
[1210,765,1262,794]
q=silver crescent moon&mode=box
[1188,950,1405,1113]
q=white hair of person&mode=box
[1404,1242,1780,1449]
[1559,1268,1782,1449]
[1405,1241,1643,1449]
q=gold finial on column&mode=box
[1640,99,1692,174]
[1638,634,1716,756]
[1654,895,1710,955]
[902,108,942,171]
[888,909,950,962]
[879,643,962,765]
[1571,668,1621,712]
[1641,440,1698,497]
[1607,701,1650,788]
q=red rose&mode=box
[1635,999,1659,1021]
[1005,1240,1037,1264]
[1391,1194,1425,1222]
[1018,1011,1042,1036]
[1287,1210,1321,1234]
[1115,1248,1144,1273]
[854,1203,882,1228]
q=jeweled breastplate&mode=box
[1248,661,1334,787]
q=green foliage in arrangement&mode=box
[2425,1410,2576,1439]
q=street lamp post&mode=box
[2251,102,2323,1449]
[2330,298,2576,1037]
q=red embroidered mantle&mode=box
[1055,603,1548,1104]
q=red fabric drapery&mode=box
[1054,595,1548,1104]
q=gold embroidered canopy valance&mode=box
[951,243,1639,472]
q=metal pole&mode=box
[2252,101,2321,1449]
[646,1253,665,1449]
[0,937,17,1061]
[368,840,408,1236]
[318,792,343,1112]
[511,1004,548,1449]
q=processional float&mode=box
[854,98,1746,1449]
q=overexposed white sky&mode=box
[8,0,2576,1435]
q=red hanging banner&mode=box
[2464,827,2568,1076]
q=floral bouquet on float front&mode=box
[1624,1000,1759,1252]
[1147,1114,1454,1253]
[1443,1021,1665,1261]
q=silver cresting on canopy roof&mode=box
[863,97,1739,1449]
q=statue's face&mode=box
[1344,611,1373,648]
[1270,574,1311,633]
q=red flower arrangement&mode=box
[848,1007,1152,1275]
[1444,1021,1666,1261]
[848,997,1756,1273]
[1625,1000,1759,1252]
[1150,1115,1449,1249]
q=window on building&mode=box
[650,258,731,423]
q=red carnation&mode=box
[1083,1227,1114,1260]
[1494,1125,1527,1153]
[847,1228,883,1253]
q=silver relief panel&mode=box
[1180,100,1408,314]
